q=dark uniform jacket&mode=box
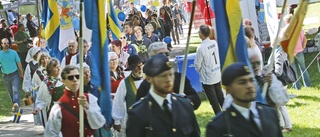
[136,72,201,110]
[206,103,283,137]
[127,93,200,137]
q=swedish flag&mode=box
[107,0,122,39]
[84,0,112,127]
[41,0,62,60]
[214,0,266,104]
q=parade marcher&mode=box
[159,6,173,50]
[31,52,51,126]
[124,21,136,43]
[10,19,19,38]
[26,13,38,38]
[70,39,92,69]
[136,42,201,110]
[22,47,41,97]
[131,26,152,62]
[172,3,183,39]
[79,63,101,100]
[120,33,137,56]
[44,65,105,136]
[0,38,24,111]
[33,58,64,126]
[33,37,49,53]
[109,52,125,94]
[60,40,78,69]
[194,25,224,114]
[112,54,144,136]
[143,24,160,43]
[206,62,283,137]
[126,54,200,137]
[110,40,129,69]
[0,20,13,46]
[14,23,31,69]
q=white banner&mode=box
[263,0,279,44]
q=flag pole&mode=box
[179,0,196,94]
[262,0,287,97]
[79,0,84,136]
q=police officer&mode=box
[206,62,283,137]
[126,54,200,137]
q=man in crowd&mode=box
[112,54,144,136]
[26,13,38,38]
[136,42,201,110]
[123,21,136,43]
[0,38,24,111]
[0,19,13,46]
[206,62,283,137]
[194,25,224,114]
[126,54,200,137]
[10,19,19,37]
[61,40,78,69]
[14,23,31,69]
[45,65,105,136]
[71,39,92,69]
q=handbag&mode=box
[23,95,33,106]
[276,60,297,86]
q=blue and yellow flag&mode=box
[12,108,23,123]
[214,0,266,103]
[84,0,112,125]
[280,0,309,62]
[107,0,122,39]
[41,0,62,61]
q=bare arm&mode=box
[17,62,24,79]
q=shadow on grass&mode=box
[296,95,320,102]
[284,124,320,137]
[286,101,308,108]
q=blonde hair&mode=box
[209,26,216,40]
[245,36,256,48]
[37,52,51,65]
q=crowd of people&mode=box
[0,1,315,137]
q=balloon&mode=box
[115,9,121,16]
[140,5,147,12]
[118,12,125,21]
[164,36,172,44]
[153,1,159,7]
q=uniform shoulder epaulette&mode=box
[129,97,145,110]
[172,93,187,98]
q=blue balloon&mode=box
[140,5,147,12]
[118,12,125,21]
[164,36,172,44]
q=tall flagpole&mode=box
[179,0,196,94]
[79,0,84,136]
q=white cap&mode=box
[25,47,41,63]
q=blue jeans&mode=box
[290,52,312,89]
[2,71,21,106]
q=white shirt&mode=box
[31,66,46,92]
[44,94,106,137]
[149,88,172,111]
[35,79,64,111]
[112,76,143,125]
[22,60,38,93]
[232,102,261,129]
[194,38,221,84]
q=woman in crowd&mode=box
[22,47,41,96]
[158,7,173,50]
[245,26,264,69]
[110,40,129,69]
[31,52,51,126]
[120,33,137,56]
[33,58,64,126]
[143,24,160,43]
[109,52,125,95]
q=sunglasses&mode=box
[120,36,126,39]
[2,42,9,45]
[66,74,80,80]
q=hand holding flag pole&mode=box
[262,0,288,97]
[179,0,197,94]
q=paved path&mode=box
[0,24,199,136]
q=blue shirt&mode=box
[0,49,21,74]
